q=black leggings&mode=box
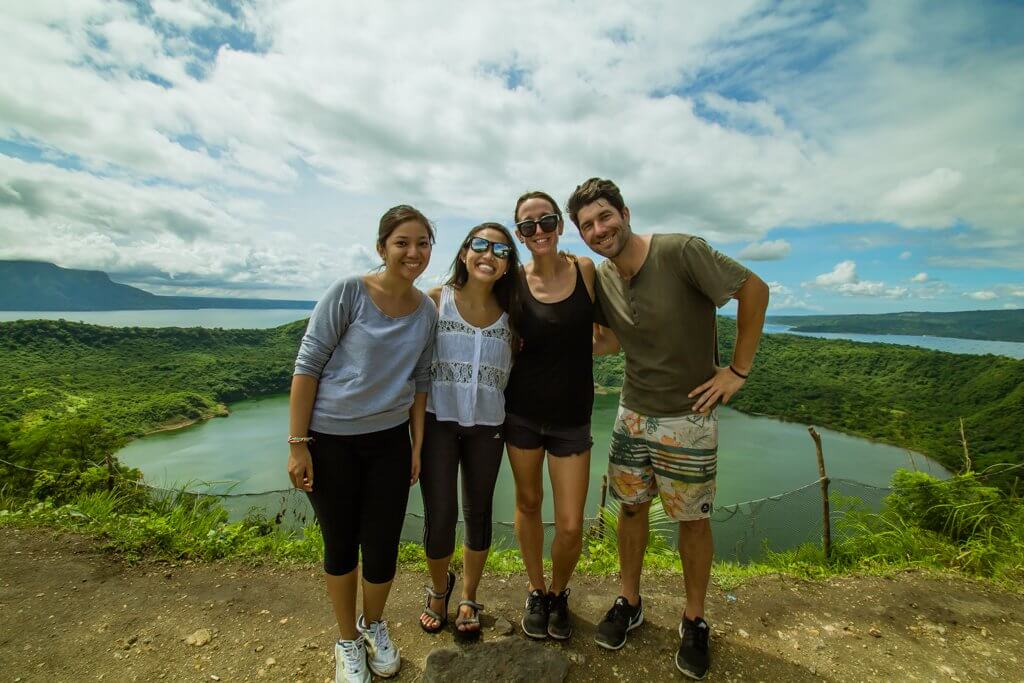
[419,412,505,559]
[306,423,411,583]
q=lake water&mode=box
[0,309,311,329]
[762,324,1024,359]
[5,310,1020,358]
[119,393,949,561]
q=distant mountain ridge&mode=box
[768,310,1024,343]
[0,260,314,311]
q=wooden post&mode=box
[959,417,972,474]
[595,474,609,537]
[808,427,831,561]
[105,451,115,492]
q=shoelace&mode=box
[604,598,634,626]
[526,591,547,614]
[682,621,709,652]
[368,620,393,653]
[340,638,365,668]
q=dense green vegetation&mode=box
[0,319,305,488]
[1,317,1021,585]
[0,260,313,311]
[768,309,1024,342]
[2,468,1020,589]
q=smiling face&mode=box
[576,198,631,259]
[462,226,512,284]
[515,196,563,257]
[379,220,432,281]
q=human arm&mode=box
[409,303,435,485]
[408,391,427,485]
[288,278,353,488]
[593,323,620,355]
[689,272,770,412]
[287,374,318,492]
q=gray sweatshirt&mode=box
[294,276,437,435]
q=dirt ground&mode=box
[1,527,1022,682]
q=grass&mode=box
[1,469,1021,593]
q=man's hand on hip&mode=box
[688,366,746,414]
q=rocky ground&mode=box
[1,526,1022,682]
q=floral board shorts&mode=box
[607,405,718,521]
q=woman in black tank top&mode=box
[505,190,597,641]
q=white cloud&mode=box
[911,272,929,282]
[808,260,858,287]
[739,239,791,261]
[899,251,912,260]
[770,295,822,311]
[804,260,908,298]
[965,291,998,301]
[1004,303,1019,309]
[1,0,1022,297]
[766,281,792,296]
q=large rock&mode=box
[423,637,570,683]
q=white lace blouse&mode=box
[427,285,513,426]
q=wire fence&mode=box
[2,457,1021,563]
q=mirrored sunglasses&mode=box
[468,236,512,259]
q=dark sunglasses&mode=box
[515,213,559,237]
[467,236,512,259]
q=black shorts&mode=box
[504,412,592,456]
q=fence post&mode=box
[808,427,831,561]
[595,474,608,537]
[105,451,115,492]
[959,417,972,473]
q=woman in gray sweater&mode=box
[287,205,438,683]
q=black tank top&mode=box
[505,260,594,426]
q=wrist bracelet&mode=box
[287,436,315,445]
[728,365,749,380]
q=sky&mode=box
[1,0,1022,314]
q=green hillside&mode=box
[2,318,1022,491]
[768,310,1024,342]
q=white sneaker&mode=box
[357,614,401,678]
[335,637,370,683]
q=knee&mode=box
[620,503,646,519]
[555,517,584,544]
[516,492,542,516]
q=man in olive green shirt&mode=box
[569,178,769,680]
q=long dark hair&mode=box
[446,222,523,342]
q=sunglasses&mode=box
[467,236,512,259]
[515,213,559,237]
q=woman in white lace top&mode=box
[417,222,521,638]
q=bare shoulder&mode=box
[576,255,597,299]
[426,286,443,307]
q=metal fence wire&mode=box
[2,458,1020,563]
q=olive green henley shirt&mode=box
[594,233,751,416]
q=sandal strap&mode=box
[458,599,485,612]
[421,606,444,621]
[423,584,447,600]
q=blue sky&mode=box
[0,0,1022,313]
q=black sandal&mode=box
[420,570,456,634]
[455,599,485,637]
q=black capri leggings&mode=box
[305,423,411,583]
[419,412,505,559]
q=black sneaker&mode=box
[521,588,549,639]
[676,614,711,680]
[547,589,572,640]
[595,595,643,650]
